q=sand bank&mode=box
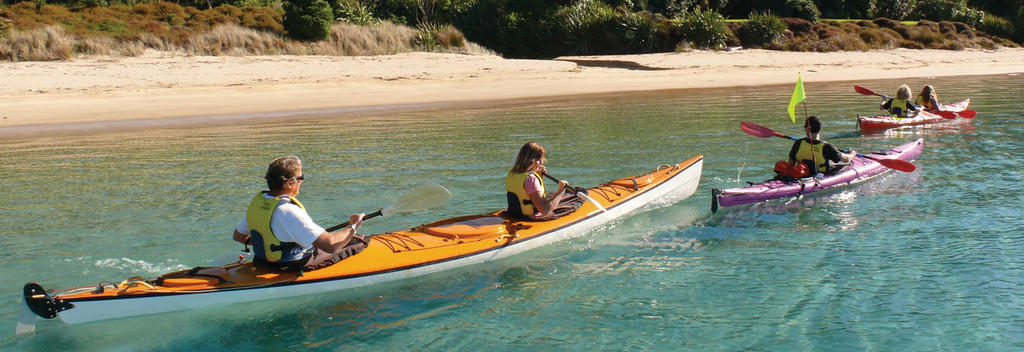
[2,48,1023,135]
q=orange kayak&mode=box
[857,99,971,131]
[20,156,703,330]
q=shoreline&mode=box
[3,48,1024,138]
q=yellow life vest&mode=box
[246,192,310,263]
[889,97,909,117]
[795,139,828,173]
[915,95,938,110]
[505,171,544,217]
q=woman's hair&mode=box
[918,85,936,101]
[804,115,823,134]
[511,142,545,173]
[265,156,302,190]
[896,84,912,100]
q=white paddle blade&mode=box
[381,183,452,215]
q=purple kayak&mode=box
[712,138,923,212]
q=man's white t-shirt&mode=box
[236,195,325,248]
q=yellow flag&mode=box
[787,74,805,123]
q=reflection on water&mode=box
[3,74,1024,351]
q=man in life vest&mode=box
[880,84,920,118]
[506,142,569,219]
[787,116,857,175]
[232,156,369,271]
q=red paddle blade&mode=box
[869,157,916,172]
[935,110,957,119]
[740,121,783,139]
[958,109,977,118]
[854,85,876,96]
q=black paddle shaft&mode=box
[325,209,383,232]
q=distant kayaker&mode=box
[232,156,370,272]
[506,142,570,219]
[880,84,920,118]
[788,116,857,175]
[915,85,941,111]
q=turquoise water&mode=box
[2,74,1023,351]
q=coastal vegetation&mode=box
[1,0,1022,61]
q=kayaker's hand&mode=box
[349,213,365,232]
[233,230,250,244]
[537,164,548,176]
[557,180,569,192]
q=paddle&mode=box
[854,85,958,119]
[956,109,977,118]
[542,173,607,213]
[740,121,916,173]
[208,183,452,266]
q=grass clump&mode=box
[738,11,786,49]
[186,23,292,55]
[0,25,73,61]
[675,7,729,50]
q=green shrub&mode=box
[870,0,913,20]
[90,19,127,34]
[912,0,984,26]
[912,0,958,21]
[783,0,819,22]
[738,10,785,48]
[283,0,333,41]
[415,22,465,51]
[979,14,1014,39]
[1015,5,1024,42]
[551,0,617,53]
[334,0,377,25]
[616,10,658,51]
[675,7,728,49]
[951,7,984,26]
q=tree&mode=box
[283,0,334,41]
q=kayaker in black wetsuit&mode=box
[788,116,856,175]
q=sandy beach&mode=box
[3,48,1024,136]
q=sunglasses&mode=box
[293,175,305,181]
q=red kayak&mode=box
[857,99,971,131]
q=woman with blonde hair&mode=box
[916,85,940,111]
[881,84,919,118]
[506,142,569,219]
